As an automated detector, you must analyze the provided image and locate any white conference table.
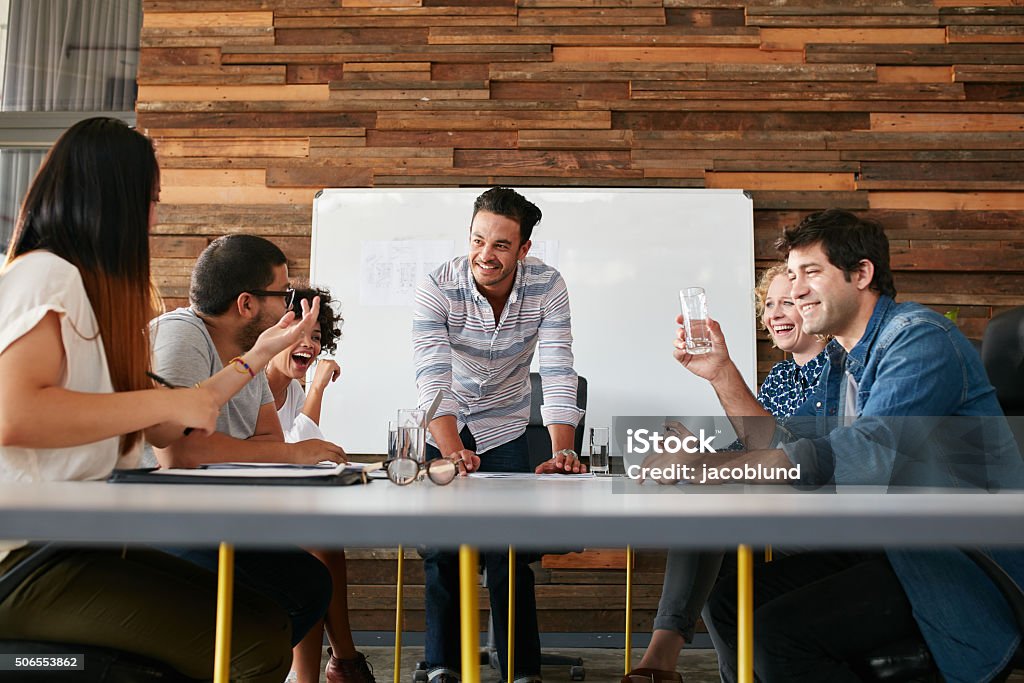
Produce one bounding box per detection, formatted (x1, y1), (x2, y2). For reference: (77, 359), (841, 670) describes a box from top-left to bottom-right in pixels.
(2, 477), (1024, 683)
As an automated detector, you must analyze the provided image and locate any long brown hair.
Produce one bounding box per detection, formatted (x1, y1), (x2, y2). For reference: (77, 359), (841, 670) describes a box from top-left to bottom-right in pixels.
(4, 117), (159, 454)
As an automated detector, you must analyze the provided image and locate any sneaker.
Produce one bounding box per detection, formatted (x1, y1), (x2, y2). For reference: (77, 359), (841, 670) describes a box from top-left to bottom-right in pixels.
(325, 649), (375, 683)
(427, 668), (460, 682)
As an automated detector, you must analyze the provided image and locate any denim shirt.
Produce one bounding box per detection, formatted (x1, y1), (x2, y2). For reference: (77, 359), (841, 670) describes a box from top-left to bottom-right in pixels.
(783, 296), (1024, 682)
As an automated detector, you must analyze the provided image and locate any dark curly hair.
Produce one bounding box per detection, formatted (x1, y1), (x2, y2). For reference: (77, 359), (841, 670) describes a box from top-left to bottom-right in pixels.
(289, 281), (343, 355)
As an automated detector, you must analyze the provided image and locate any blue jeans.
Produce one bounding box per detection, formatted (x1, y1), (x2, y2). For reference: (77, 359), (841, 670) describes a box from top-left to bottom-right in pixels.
(422, 428), (541, 679)
(163, 547), (331, 647)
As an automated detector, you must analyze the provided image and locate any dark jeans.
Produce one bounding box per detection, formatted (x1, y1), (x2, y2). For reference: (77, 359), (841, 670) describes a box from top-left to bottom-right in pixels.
(164, 546), (332, 647)
(705, 551), (922, 683)
(422, 428), (541, 680)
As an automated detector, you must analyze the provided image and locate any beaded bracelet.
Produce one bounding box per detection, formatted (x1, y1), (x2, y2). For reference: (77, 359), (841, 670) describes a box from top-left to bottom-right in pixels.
(229, 355), (255, 378)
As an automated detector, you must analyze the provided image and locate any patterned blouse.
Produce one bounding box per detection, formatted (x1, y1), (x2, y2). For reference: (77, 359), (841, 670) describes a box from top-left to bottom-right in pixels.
(756, 349), (828, 419)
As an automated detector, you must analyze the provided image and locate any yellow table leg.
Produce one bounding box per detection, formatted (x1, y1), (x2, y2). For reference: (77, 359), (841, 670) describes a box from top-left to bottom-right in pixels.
(765, 545), (773, 563)
(737, 544), (753, 683)
(459, 545), (481, 683)
(394, 545), (404, 683)
(508, 547), (516, 683)
(213, 542), (234, 683)
(624, 545), (633, 675)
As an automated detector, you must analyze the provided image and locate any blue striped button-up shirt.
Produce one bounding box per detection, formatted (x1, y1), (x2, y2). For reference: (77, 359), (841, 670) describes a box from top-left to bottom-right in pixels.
(412, 255), (583, 455)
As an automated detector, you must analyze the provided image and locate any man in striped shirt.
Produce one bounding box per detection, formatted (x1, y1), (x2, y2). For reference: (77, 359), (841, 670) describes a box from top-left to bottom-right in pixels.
(412, 187), (584, 683)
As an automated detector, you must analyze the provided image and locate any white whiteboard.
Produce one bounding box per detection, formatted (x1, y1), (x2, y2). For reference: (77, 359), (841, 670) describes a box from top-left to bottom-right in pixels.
(310, 188), (755, 454)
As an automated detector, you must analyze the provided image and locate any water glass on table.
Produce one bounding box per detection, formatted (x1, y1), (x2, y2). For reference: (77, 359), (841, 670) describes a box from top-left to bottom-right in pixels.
(679, 286), (712, 355)
(590, 426), (610, 476)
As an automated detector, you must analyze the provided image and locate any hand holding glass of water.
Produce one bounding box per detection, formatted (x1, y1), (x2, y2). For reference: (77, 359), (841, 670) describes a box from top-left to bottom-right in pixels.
(679, 287), (712, 355)
(589, 426), (610, 476)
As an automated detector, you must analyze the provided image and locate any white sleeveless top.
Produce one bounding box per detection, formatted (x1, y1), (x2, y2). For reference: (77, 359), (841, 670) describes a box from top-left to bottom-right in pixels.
(0, 251), (138, 559)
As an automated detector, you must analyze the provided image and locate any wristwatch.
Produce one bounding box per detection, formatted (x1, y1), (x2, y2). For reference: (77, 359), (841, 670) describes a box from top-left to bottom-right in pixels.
(552, 448), (578, 460)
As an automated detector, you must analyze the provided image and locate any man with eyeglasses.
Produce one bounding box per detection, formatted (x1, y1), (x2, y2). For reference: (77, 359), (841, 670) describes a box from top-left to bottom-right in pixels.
(148, 233), (346, 468)
(145, 235), (348, 667)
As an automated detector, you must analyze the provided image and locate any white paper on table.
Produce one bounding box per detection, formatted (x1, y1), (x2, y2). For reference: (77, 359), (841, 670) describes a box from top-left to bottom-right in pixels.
(467, 472), (593, 480)
(359, 240), (455, 306)
(155, 461), (380, 478)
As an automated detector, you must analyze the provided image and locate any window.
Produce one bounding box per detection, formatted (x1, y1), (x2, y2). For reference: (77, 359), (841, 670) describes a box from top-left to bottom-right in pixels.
(0, 0), (140, 249)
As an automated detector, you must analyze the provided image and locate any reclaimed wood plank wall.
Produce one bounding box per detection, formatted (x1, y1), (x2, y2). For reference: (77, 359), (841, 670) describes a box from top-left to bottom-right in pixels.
(138, 0), (1023, 632)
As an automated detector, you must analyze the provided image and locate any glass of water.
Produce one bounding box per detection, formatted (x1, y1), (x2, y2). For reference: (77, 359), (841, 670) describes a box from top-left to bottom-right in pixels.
(396, 408), (426, 464)
(590, 427), (610, 476)
(679, 287), (712, 355)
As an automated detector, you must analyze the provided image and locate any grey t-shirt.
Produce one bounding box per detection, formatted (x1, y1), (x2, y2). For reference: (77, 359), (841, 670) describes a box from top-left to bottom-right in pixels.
(149, 307), (273, 440)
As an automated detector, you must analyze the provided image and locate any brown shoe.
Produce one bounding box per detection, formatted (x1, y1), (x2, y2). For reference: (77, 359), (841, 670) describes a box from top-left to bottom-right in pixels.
(621, 667), (683, 683)
(325, 649), (376, 683)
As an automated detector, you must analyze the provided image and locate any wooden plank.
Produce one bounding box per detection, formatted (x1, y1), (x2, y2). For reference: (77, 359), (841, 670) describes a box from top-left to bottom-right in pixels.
(143, 11), (273, 28)
(221, 44), (553, 63)
(139, 47), (221, 68)
(375, 110), (610, 130)
(328, 86), (491, 100)
(665, 7), (746, 27)
(140, 111), (376, 130)
(518, 129), (634, 149)
(749, 191), (869, 210)
(876, 66), (952, 82)
(869, 192), (1024, 210)
(273, 6), (514, 17)
(150, 236), (209, 259)
(519, 0), (664, 7)
(454, 149), (633, 172)
(154, 138), (309, 157)
(518, 7), (667, 26)
(161, 169), (267, 187)
(542, 550), (626, 569)
(748, 15), (940, 27)
(287, 65), (348, 83)
(870, 113), (1024, 131)
(366, 130), (517, 148)
(490, 81), (630, 100)
(806, 43), (1024, 65)
(490, 62), (707, 81)
(138, 65), (288, 85)
(629, 82), (963, 101)
(345, 62), (431, 72)
(146, 127), (365, 138)
(948, 25), (1024, 43)
(827, 131), (1024, 150)
(159, 186), (319, 205)
(274, 27), (429, 45)
(428, 26), (759, 46)
(760, 28), (946, 49)
(141, 27), (276, 48)
(704, 63), (876, 80)
(954, 65), (1024, 82)
(551, 47), (805, 63)
(744, 1), (937, 16)
(274, 14), (516, 27)
(712, 159), (861, 172)
(634, 131), (828, 150)
(614, 111), (868, 132)
(342, 0), (423, 7)
(266, 166), (373, 186)
(707, 171), (855, 191)
(304, 147), (454, 165)
(891, 244), (1024, 271)
(138, 84), (330, 102)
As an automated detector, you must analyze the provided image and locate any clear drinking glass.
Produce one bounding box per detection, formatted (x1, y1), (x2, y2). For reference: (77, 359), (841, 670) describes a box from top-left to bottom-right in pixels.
(590, 426), (610, 476)
(679, 286), (712, 355)
(396, 408), (426, 464)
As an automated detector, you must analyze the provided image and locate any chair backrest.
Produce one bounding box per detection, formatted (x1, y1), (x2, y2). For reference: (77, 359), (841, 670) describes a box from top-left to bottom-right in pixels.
(524, 373), (587, 469)
(981, 306), (1024, 416)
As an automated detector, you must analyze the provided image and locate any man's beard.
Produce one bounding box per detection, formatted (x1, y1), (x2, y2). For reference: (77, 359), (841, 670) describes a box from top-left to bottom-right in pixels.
(237, 310), (275, 353)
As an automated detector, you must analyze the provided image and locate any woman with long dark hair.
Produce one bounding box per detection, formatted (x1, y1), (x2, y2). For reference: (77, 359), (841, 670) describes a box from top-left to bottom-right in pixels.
(0, 117), (323, 682)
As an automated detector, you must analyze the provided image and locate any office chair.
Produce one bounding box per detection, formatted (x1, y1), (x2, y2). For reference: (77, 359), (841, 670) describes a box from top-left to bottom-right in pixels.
(0, 544), (201, 682)
(853, 307), (1024, 681)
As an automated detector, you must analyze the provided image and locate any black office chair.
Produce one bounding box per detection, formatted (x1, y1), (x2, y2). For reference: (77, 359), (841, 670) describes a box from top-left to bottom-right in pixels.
(0, 544), (201, 682)
(854, 307), (1024, 681)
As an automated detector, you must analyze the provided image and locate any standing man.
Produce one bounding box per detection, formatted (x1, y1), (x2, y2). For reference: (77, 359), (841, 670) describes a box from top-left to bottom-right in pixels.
(412, 187), (585, 683)
(671, 210), (1023, 682)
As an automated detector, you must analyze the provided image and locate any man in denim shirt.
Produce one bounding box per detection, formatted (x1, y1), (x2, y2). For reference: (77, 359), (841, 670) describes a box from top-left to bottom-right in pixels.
(674, 210), (1023, 682)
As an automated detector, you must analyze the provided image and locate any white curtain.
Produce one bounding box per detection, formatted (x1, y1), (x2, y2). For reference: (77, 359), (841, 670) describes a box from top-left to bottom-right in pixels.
(0, 0), (141, 248)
